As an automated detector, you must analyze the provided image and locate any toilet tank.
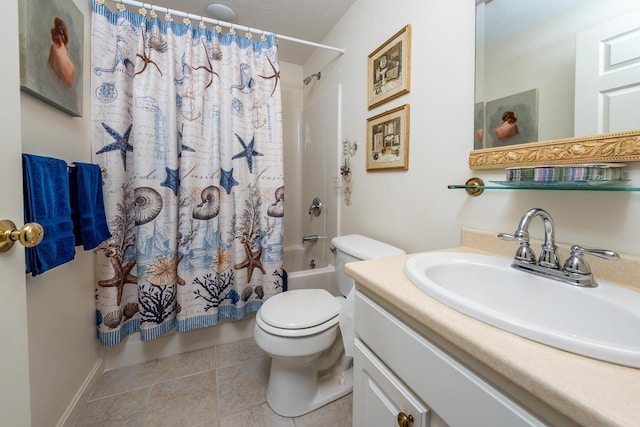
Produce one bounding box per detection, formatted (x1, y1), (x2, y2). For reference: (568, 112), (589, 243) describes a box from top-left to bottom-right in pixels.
(331, 234), (405, 296)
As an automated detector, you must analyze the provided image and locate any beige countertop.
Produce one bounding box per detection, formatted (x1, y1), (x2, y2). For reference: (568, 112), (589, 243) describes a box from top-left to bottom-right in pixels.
(345, 243), (640, 427)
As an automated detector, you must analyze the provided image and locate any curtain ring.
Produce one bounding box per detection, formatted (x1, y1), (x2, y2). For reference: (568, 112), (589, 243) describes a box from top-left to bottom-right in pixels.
(229, 24), (236, 35)
(183, 13), (191, 26)
(215, 20), (222, 33)
(116, 0), (126, 12)
(261, 29), (267, 42)
(199, 16), (207, 30)
(165, 8), (173, 22)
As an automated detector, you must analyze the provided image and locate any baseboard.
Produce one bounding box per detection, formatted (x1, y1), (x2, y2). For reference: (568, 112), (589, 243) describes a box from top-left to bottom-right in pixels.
(56, 357), (104, 427)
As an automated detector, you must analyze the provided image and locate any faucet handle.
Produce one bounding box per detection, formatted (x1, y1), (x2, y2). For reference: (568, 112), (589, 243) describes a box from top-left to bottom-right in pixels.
(563, 245), (620, 274)
(498, 232), (536, 264)
(570, 245), (619, 260)
(498, 232), (525, 242)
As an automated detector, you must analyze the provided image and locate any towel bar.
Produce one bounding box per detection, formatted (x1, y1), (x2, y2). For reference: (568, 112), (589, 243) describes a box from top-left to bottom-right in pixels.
(67, 164), (107, 174)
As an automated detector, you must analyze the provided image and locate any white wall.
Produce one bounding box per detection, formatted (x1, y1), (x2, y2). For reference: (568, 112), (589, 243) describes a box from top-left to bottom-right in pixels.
(307, 0), (640, 258)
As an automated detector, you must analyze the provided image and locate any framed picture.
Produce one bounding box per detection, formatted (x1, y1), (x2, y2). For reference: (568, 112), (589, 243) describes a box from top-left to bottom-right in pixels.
(366, 104), (410, 171)
(483, 89), (538, 148)
(19, 0), (84, 117)
(368, 25), (411, 110)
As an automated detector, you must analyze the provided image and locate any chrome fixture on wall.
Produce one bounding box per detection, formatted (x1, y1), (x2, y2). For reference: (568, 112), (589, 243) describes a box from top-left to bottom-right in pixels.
(498, 208), (619, 287)
(303, 72), (321, 85)
(302, 234), (327, 244)
(308, 197), (323, 216)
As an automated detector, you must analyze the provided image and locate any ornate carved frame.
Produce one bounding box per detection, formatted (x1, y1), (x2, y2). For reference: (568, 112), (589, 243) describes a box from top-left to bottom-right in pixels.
(468, 130), (640, 169)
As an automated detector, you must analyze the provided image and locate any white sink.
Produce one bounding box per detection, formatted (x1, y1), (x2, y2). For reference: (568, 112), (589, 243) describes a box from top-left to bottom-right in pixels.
(404, 251), (640, 368)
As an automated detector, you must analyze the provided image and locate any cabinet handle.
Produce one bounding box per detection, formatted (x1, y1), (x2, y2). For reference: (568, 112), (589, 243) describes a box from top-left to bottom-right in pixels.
(397, 412), (414, 427)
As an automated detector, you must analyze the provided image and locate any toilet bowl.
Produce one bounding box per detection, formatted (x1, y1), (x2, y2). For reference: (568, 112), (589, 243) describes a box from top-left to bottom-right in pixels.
(254, 234), (405, 417)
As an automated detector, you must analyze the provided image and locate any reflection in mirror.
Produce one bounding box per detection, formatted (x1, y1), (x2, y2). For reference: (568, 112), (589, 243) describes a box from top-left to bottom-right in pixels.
(474, 0), (640, 152)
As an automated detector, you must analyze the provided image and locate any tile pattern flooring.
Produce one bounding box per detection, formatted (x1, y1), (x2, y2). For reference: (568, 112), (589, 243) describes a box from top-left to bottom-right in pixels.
(73, 337), (353, 426)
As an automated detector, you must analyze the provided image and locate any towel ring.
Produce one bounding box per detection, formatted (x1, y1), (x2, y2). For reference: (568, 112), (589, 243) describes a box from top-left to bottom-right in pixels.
(0, 219), (44, 253)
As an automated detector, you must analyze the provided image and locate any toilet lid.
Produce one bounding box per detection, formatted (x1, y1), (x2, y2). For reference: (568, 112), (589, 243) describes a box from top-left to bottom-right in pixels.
(259, 289), (341, 329)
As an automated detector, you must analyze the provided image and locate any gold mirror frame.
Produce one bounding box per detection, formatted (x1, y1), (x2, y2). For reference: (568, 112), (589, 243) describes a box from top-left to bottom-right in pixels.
(468, 130), (640, 169)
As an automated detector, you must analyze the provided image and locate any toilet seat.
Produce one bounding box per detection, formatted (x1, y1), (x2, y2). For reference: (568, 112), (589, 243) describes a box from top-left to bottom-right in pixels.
(257, 289), (341, 338)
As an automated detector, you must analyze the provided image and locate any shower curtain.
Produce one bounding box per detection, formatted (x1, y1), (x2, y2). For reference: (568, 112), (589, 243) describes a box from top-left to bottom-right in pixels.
(91, 0), (285, 345)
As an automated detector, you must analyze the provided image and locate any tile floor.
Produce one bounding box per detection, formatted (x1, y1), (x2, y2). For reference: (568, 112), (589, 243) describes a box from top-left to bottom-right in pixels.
(73, 337), (353, 427)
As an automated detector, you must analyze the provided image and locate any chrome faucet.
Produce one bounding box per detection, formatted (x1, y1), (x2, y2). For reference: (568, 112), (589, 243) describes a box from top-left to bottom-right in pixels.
(499, 208), (559, 269)
(498, 208), (619, 287)
(302, 234), (327, 244)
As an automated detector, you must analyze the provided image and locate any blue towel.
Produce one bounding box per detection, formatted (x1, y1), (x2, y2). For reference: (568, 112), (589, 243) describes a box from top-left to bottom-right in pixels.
(69, 162), (111, 250)
(22, 154), (76, 275)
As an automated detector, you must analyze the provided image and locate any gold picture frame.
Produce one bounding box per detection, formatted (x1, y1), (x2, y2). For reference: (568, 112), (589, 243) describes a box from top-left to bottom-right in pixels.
(368, 25), (411, 110)
(468, 130), (640, 169)
(366, 104), (410, 171)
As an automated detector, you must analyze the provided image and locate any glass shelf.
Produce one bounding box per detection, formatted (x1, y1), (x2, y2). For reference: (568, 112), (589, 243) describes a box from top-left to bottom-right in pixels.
(448, 178), (640, 196)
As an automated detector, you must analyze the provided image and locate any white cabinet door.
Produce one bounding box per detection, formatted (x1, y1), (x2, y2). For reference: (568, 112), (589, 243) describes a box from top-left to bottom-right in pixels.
(354, 339), (436, 427)
(575, 8), (640, 135)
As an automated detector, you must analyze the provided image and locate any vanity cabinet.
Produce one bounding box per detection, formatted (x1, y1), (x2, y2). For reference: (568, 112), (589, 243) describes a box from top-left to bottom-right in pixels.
(353, 290), (546, 427)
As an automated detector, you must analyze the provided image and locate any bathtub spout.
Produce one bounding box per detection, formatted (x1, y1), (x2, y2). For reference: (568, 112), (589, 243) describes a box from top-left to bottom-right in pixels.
(302, 234), (327, 244)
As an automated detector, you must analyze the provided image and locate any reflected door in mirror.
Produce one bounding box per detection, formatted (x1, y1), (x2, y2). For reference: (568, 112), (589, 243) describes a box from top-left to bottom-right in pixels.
(575, 9), (640, 136)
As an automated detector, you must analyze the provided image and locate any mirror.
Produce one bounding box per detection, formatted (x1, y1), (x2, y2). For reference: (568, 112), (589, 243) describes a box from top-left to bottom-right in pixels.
(470, 0), (640, 169)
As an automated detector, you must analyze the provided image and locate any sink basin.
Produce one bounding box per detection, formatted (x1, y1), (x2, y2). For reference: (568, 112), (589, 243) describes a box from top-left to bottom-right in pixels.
(404, 251), (640, 368)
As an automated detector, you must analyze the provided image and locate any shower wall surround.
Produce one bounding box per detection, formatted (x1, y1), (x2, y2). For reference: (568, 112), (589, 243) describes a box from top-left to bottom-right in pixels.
(301, 87), (340, 265)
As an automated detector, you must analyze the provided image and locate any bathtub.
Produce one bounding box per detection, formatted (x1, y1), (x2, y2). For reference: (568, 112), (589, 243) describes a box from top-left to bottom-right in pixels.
(283, 246), (338, 295)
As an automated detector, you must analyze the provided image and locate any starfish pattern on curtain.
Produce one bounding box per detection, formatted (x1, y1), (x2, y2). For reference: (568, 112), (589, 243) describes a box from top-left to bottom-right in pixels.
(91, 0), (285, 345)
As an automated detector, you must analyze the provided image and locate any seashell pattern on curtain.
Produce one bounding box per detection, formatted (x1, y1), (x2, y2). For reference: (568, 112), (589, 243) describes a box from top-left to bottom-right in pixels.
(90, 0), (285, 345)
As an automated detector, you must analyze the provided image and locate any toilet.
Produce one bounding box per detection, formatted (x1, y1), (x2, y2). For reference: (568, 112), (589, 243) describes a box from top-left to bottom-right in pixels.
(254, 234), (405, 417)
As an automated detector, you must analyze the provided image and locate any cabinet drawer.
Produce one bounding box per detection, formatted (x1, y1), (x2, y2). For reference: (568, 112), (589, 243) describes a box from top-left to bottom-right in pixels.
(354, 339), (431, 427)
(355, 291), (546, 426)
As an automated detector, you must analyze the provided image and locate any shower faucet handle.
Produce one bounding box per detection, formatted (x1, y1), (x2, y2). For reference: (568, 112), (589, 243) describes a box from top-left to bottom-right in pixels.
(308, 197), (323, 217)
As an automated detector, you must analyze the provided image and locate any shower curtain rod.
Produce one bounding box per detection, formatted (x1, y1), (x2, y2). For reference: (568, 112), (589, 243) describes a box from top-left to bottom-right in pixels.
(110, 0), (346, 54)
